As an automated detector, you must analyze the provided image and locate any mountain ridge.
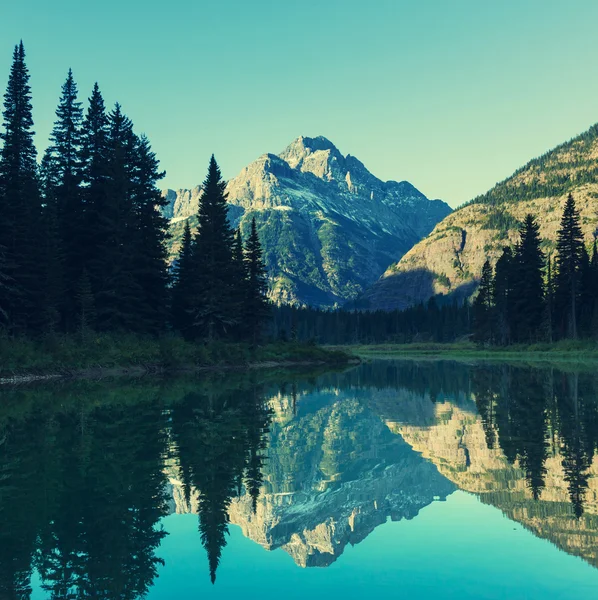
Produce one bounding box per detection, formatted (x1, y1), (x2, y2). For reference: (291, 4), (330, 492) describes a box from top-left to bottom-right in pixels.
(163, 135), (451, 307)
(361, 123), (598, 310)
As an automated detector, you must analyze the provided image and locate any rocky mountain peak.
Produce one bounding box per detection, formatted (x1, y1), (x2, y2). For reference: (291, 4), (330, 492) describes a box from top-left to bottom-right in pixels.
(164, 135), (452, 307)
(279, 135), (347, 181)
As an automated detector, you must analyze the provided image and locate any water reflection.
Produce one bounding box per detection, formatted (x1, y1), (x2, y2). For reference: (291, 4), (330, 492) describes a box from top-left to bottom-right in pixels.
(170, 384), (271, 582)
(0, 360), (597, 597)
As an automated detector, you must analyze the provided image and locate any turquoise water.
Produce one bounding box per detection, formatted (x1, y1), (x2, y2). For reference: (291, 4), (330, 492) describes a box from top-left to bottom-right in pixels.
(3, 359), (598, 598)
(141, 492), (598, 600)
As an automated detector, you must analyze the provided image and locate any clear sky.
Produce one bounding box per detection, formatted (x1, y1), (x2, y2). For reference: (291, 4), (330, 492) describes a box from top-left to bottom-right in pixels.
(2, 0), (598, 207)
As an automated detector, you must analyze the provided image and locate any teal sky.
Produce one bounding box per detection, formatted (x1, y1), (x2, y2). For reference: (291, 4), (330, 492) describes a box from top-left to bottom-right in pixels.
(2, 0), (598, 207)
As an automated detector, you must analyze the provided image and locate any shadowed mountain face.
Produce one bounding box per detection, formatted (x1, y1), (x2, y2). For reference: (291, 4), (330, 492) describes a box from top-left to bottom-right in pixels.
(163, 136), (451, 306)
(362, 124), (598, 309)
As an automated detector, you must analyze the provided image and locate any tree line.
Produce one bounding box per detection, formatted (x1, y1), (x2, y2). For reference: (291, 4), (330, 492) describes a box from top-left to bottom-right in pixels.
(271, 299), (470, 345)
(473, 193), (598, 344)
(0, 42), (269, 343)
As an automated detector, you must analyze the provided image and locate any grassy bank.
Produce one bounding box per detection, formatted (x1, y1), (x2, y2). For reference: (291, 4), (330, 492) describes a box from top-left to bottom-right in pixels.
(332, 340), (598, 363)
(0, 334), (354, 380)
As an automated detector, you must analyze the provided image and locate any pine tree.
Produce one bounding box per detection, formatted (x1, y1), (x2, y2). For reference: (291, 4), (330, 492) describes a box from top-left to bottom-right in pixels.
(129, 134), (170, 334)
(231, 228), (248, 340)
(555, 193), (585, 339)
(0, 42), (42, 334)
(590, 239), (598, 337)
(244, 217), (270, 346)
(472, 259), (494, 345)
(42, 69), (84, 330)
(511, 214), (545, 342)
(93, 103), (141, 331)
(579, 245), (594, 337)
(493, 247), (514, 345)
(171, 220), (195, 336)
(80, 83), (109, 306)
(543, 254), (555, 342)
(191, 155), (236, 340)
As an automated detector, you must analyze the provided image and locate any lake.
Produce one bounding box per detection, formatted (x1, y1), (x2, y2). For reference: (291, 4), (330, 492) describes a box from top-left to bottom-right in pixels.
(1, 359), (597, 599)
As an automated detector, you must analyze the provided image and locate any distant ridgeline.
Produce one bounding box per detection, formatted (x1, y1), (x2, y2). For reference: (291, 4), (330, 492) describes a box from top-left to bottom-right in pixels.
(361, 124), (598, 311)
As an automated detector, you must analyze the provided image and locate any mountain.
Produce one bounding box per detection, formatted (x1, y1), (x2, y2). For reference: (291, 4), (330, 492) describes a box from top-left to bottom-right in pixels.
(163, 136), (451, 306)
(361, 125), (598, 310)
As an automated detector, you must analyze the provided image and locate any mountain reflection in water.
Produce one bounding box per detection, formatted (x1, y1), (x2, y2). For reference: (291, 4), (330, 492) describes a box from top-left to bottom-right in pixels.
(0, 360), (597, 598)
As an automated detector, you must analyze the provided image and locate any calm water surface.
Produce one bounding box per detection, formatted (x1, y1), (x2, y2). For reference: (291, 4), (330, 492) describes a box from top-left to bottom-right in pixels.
(1, 359), (598, 599)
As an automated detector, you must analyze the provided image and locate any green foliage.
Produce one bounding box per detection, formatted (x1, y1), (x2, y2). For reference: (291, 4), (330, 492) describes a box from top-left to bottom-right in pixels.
(244, 217), (270, 344)
(473, 259), (494, 344)
(0, 42), (43, 335)
(189, 156), (238, 339)
(510, 214), (546, 343)
(481, 209), (521, 232)
(0, 333), (352, 377)
(554, 193), (586, 339)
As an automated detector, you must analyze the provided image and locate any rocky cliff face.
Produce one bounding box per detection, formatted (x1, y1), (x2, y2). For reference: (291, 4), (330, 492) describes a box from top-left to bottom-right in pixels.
(362, 126), (598, 309)
(163, 136), (451, 307)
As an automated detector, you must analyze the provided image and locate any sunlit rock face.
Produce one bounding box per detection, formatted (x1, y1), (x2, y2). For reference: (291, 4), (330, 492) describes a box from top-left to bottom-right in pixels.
(362, 125), (598, 310)
(167, 392), (455, 567)
(163, 136), (451, 307)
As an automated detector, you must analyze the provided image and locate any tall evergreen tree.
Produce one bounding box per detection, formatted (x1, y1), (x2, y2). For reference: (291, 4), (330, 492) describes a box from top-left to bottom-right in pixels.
(93, 103), (141, 331)
(0, 41), (42, 334)
(231, 228), (248, 340)
(493, 247), (514, 346)
(41, 69), (84, 330)
(244, 217), (269, 345)
(579, 245), (594, 337)
(191, 156), (236, 340)
(544, 254), (555, 342)
(171, 220), (195, 336)
(80, 83), (109, 307)
(472, 259), (494, 344)
(129, 134), (170, 334)
(555, 194), (585, 339)
(511, 214), (545, 342)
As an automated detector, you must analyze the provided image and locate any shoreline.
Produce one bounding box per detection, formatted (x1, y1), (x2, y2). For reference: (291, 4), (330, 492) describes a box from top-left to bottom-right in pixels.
(0, 359), (360, 385)
(0, 339), (357, 385)
(330, 342), (598, 364)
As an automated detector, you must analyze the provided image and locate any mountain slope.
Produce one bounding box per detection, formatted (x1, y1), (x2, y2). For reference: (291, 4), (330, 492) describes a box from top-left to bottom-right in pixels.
(362, 125), (598, 310)
(164, 136), (451, 306)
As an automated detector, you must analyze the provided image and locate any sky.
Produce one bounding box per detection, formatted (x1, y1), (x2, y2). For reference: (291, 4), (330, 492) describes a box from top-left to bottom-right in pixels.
(2, 0), (598, 208)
